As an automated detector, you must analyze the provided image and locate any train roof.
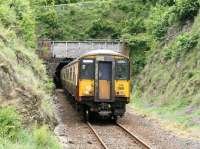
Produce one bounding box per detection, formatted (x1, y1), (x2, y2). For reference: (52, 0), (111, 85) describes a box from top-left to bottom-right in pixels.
(80, 49), (129, 59)
(66, 49), (129, 66)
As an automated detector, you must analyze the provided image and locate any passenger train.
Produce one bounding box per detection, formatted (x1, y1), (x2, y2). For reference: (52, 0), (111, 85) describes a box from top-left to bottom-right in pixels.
(60, 50), (131, 121)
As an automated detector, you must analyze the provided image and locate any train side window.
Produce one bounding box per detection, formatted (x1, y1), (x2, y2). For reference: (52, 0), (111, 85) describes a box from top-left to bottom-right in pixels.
(72, 67), (74, 81)
(67, 68), (69, 80)
(66, 69), (67, 80)
(71, 67), (73, 80)
(69, 67), (71, 80)
(73, 67), (75, 81)
(75, 64), (77, 84)
(68, 68), (70, 80)
(67, 69), (69, 79)
(80, 59), (94, 79)
(71, 67), (73, 81)
(68, 68), (69, 79)
(73, 66), (75, 81)
(65, 69), (67, 79)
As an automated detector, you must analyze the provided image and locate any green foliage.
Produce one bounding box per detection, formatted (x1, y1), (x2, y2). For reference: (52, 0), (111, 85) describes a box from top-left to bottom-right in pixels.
(0, 107), (21, 140)
(123, 18), (146, 34)
(0, 0), (36, 47)
(133, 10), (200, 133)
(176, 0), (200, 21)
(122, 34), (150, 74)
(39, 0), (96, 5)
(146, 0), (200, 41)
(33, 126), (60, 149)
(158, 0), (176, 6)
(37, 2), (103, 40)
(86, 19), (120, 39)
(163, 33), (199, 60)
(173, 33), (198, 57)
(0, 2), (16, 26)
(146, 5), (177, 41)
(37, 8), (61, 39)
(0, 107), (60, 149)
(35, 0), (200, 77)
(0, 0), (58, 147)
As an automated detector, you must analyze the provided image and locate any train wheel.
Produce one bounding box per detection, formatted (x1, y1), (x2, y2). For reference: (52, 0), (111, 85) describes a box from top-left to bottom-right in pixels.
(84, 110), (90, 122)
(75, 103), (81, 112)
(111, 115), (118, 123)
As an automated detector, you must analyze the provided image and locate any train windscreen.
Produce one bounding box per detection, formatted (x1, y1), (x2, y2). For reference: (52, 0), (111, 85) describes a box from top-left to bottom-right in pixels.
(115, 60), (130, 80)
(80, 59), (95, 79)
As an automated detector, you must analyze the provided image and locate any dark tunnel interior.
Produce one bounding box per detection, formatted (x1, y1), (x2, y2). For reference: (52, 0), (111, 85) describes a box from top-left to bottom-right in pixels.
(54, 58), (73, 88)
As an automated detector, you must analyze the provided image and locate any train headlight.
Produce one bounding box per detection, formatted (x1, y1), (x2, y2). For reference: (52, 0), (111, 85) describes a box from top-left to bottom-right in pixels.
(116, 91), (125, 96)
(79, 80), (94, 97)
(83, 85), (94, 96)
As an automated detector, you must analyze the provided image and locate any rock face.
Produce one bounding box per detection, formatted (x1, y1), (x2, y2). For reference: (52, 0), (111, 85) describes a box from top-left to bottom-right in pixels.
(0, 58), (17, 105)
(0, 31), (57, 127)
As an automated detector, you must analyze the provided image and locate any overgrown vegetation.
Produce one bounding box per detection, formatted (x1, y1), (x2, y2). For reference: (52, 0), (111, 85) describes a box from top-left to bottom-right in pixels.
(36, 0), (200, 74)
(0, 0), (59, 148)
(132, 12), (200, 134)
(0, 107), (60, 149)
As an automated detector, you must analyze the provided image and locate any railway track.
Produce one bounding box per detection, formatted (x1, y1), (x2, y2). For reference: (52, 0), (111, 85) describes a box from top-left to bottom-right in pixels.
(116, 123), (151, 149)
(87, 122), (109, 149)
(87, 121), (151, 149)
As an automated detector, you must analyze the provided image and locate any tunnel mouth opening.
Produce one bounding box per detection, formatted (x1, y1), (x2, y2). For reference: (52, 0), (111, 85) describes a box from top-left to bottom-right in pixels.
(54, 58), (73, 89)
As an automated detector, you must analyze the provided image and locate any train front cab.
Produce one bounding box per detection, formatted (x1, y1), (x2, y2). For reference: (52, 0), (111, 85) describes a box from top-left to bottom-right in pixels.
(78, 55), (130, 119)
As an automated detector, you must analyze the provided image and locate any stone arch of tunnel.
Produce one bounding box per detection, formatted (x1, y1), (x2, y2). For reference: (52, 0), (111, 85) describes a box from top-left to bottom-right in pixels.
(54, 58), (74, 88)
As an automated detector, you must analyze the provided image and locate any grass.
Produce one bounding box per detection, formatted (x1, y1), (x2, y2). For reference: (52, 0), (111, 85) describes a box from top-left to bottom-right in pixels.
(0, 107), (61, 149)
(131, 47), (200, 138)
(0, 126), (61, 149)
(131, 94), (200, 139)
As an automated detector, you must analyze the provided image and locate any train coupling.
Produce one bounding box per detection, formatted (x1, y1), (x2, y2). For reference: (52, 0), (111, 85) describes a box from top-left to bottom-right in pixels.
(98, 103), (112, 116)
(99, 111), (112, 116)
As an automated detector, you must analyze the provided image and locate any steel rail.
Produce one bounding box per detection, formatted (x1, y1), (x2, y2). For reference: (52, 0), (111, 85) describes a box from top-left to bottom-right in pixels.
(87, 122), (109, 149)
(116, 123), (152, 149)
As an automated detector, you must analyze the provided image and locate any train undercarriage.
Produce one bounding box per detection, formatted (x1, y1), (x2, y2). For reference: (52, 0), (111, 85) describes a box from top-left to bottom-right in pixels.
(72, 96), (127, 121)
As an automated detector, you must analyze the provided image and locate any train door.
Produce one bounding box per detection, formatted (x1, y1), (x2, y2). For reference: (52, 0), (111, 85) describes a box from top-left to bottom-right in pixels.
(98, 62), (112, 100)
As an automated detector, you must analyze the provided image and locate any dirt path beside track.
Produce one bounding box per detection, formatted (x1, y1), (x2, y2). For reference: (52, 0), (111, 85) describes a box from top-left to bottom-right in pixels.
(54, 89), (103, 149)
(118, 107), (200, 149)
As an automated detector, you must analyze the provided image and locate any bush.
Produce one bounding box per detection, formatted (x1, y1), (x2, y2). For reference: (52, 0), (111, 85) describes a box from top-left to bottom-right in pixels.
(158, 0), (176, 6)
(162, 33), (199, 61)
(86, 19), (120, 39)
(122, 34), (150, 75)
(176, 0), (200, 21)
(173, 33), (198, 59)
(0, 3), (16, 26)
(123, 18), (146, 34)
(176, 33), (198, 51)
(0, 107), (21, 140)
(146, 5), (177, 41)
(0, 123), (61, 149)
(33, 125), (60, 149)
(163, 47), (173, 61)
(146, 0), (200, 41)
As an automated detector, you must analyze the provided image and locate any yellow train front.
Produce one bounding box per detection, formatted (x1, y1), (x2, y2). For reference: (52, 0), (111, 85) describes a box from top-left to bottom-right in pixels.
(61, 50), (130, 120)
